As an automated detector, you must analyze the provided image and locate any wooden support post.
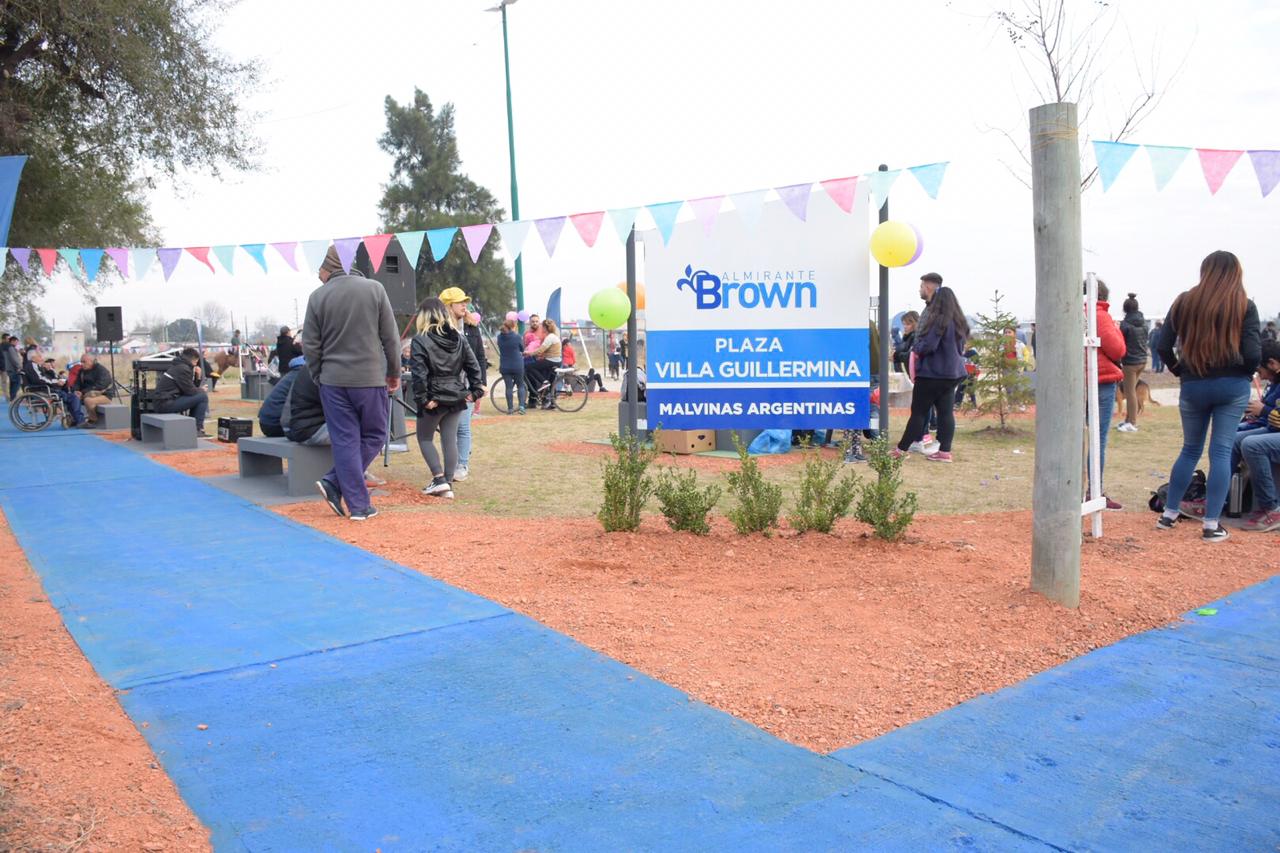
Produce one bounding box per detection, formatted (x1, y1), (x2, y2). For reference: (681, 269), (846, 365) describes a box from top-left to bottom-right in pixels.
(1030, 101), (1084, 608)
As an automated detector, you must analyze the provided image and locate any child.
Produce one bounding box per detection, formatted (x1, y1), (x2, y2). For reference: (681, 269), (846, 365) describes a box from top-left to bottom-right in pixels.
(1238, 340), (1280, 531)
(496, 318), (527, 414)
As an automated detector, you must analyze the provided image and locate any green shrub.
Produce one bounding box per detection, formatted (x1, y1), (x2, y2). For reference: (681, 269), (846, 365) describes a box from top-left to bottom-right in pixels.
(654, 466), (721, 535)
(788, 453), (858, 534)
(598, 430), (658, 532)
(726, 436), (783, 535)
(854, 436), (918, 541)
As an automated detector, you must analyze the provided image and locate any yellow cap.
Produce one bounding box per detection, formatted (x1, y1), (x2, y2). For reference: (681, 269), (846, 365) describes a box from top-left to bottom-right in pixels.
(439, 287), (469, 305)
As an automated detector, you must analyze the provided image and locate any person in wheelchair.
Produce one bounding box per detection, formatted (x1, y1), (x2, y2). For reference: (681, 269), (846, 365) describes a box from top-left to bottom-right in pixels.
(20, 348), (87, 427)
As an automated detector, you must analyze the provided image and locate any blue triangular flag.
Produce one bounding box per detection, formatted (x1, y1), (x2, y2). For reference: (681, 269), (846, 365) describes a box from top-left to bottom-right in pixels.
(212, 244), (236, 274)
(1092, 141), (1139, 192)
(908, 162), (949, 199)
(58, 248), (81, 278)
(395, 231), (427, 268)
(609, 207), (639, 243)
(867, 169), (901, 209)
(80, 248), (105, 283)
(0, 155), (27, 247)
(426, 227), (458, 262)
(300, 240), (330, 274)
(1144, 145), (1192, 191)
(131, 248), (156, 279)
(241, 242), (268, 272)
(646, 201), (683, 246)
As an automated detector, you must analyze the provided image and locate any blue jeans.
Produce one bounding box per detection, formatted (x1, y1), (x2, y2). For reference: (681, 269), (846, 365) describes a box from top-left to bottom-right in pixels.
(1088, 381), (1117, 492)
(157, 391), (207, 430)
(5, 371), (18, 400)
(318, 384), (389, 514)
(1241, 432), (1280, 511)
(501, 369), (527, 410)
(56, 388), (85, 425)
(456, 401), (473, 466)
(1231, 425), (1269, 473)
(1167, 377), (1250, 522)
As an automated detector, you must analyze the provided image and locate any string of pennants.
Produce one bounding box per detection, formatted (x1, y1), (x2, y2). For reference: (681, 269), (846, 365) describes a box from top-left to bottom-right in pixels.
(1093, 141), (1280, 197)
(0, 162), (949, 283)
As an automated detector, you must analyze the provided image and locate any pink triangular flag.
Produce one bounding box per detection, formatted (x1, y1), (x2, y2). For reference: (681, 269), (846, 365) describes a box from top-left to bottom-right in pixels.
(820, 176), (859, 213)
(10, 247), (30, 272)
(569, 211), (605, 248)
(688, 196), (724, 237)
(36, 248), (56, 276)
(1196, 148), (1244, 195)
(774, 183), (813, 221)
(271, 241), (299, 271)
(535, 217), (567, 257)
(461, 224), (494, 263)
(185, 246), (215, 273)
(363, 234), (394, 273)
(104, 247), (129, 277)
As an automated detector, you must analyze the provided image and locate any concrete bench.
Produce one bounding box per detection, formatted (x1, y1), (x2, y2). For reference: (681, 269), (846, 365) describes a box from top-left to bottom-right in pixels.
(237, 436), (332, 497)
(139, 413), (197, 450)
(95, 403), (129, 430)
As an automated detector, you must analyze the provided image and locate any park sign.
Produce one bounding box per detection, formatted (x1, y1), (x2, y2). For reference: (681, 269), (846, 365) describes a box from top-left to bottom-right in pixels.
(643, 189), (871, 430)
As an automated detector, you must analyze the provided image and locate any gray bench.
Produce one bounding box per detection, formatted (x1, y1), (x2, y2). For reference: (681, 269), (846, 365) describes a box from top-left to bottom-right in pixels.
(95, 403), (129, 430)
(139, 413), (197, 450)
(237, 436), (332, 497)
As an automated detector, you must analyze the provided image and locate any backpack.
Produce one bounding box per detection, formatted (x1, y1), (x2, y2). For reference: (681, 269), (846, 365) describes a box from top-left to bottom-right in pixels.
(1149, 469), (1206, 514)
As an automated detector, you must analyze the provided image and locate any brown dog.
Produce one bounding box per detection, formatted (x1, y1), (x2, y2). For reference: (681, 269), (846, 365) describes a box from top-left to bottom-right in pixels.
(1115, 378), (1159, 419)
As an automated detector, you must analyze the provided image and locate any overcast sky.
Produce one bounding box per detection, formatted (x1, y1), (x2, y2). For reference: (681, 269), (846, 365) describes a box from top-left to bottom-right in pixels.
(35, 0), (1280, 336)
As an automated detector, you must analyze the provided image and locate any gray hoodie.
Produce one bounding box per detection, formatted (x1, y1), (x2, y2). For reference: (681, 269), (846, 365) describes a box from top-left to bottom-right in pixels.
(302, 273), (400, 388)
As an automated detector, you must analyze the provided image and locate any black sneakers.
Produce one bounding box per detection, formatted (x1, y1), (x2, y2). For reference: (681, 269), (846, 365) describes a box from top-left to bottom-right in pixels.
(1201, 524), (1230, 543)
(349, 506), (378, 521)
(1155, 515), (1176, 531)
(316, 478), (345, 517)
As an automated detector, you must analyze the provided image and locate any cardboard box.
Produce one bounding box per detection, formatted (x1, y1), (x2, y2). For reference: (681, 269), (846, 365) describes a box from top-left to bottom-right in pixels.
(217, 416), (253, 443)
(655, 428), (715, 455)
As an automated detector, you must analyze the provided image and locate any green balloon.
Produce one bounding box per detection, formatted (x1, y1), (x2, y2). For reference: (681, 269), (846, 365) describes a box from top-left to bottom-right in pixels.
(589, 287), (632, 330)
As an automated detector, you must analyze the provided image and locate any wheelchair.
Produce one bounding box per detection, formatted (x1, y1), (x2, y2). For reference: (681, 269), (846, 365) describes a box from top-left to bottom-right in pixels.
(8, 388), (74, 432)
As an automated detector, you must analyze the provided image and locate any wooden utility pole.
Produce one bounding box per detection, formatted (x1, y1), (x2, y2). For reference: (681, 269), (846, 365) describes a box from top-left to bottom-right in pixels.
(1029, 102), (1084, 608)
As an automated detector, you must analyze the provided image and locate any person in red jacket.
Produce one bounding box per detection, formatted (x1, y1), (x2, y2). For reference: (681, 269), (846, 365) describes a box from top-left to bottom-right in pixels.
(1089, 278), (1128, 510)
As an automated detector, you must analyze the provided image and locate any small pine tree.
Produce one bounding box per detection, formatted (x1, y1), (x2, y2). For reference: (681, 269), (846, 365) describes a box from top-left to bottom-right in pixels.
(598, 431), (658, 532)
(854, 437), (918, 541)
(726, 435), (783, 535)
(969, 290), (1035, 431)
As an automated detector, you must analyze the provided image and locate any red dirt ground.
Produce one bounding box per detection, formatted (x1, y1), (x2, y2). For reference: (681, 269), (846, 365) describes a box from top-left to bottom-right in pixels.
(0, 513), (210, 851)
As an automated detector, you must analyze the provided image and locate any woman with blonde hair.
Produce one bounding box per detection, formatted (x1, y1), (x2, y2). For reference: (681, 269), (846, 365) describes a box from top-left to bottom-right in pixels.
(409, 297), (484, 498)
(1155, 250), (1261, 542)
(525, 318), (563, 409)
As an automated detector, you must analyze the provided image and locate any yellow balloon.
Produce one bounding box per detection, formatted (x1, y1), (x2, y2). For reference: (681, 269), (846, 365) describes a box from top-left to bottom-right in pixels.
(615, 281), (646, 310)
(870, 221), (919, 268)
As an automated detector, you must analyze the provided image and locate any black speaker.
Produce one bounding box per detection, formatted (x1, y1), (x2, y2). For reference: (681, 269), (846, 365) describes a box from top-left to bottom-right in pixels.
(95, 306), (124, 342)
(355, 240), (418, 315)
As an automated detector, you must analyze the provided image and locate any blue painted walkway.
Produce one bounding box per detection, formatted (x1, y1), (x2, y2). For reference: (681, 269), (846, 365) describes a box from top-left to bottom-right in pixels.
(1, 418), (1276, 850)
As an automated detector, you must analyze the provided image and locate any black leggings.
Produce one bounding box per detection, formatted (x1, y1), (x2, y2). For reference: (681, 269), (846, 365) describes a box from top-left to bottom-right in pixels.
(899, 377), (960, 452)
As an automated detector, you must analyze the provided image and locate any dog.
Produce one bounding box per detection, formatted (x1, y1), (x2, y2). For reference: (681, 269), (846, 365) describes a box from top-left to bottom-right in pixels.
(1115, 378), (1159, 419)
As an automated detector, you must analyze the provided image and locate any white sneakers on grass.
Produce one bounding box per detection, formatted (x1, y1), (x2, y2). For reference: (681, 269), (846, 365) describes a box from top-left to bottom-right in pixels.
(1116, 422), (1138, 433)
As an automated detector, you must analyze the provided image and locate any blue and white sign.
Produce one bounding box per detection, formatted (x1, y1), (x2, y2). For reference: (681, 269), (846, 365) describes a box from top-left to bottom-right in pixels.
(643, 188), (871, 430)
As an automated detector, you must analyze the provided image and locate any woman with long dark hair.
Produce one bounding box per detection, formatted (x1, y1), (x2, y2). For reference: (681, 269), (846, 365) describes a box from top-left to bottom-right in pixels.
(1155, 250), (1261, 542)
(894, 286), (969, 462)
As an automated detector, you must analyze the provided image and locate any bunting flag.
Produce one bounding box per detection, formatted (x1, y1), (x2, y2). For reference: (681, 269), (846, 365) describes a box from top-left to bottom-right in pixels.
(36, 248), (56, 276)
(10, 247), (30, 272)
(729, 189), (768, 229)
(185, 246), (215, 273)
(0, 250), (5, 278)
(363, 233), (394, 273)
(271, 241), (299, 271)
(105, 247), (129, 277)
(1093, 141), (1140, 192)
(867, 169), (901, 210)
(908, 162), (948, 199)
(333, 237), (361, 272)
(242, 242), (269, 272)
(688, 196), (724, 236)
(212, 244), (236, 274)
(1145, 145), (1191, 191)
(80, 248), (105, 283)
(58, 248), (81, 278)
(569, 211), (604, 247)
(535, 217), (567, 257)
(495, 221), (531, 258)
(545, 287), (562, 329)
(819, 177), (859, 213)
(395, 231), (426, 267)
(1196, 149), (1244, 195)
(300, 239), (330, 274)
(425, 228), (457, 263)
(774, 183), (812, 222)
(157, 247), (183, 281)
(132, 248), (156, 279)
(0, 155), (27, 246)
(646, 201), (683, 246)
(608, 207), (638, 243)
(1246, 150), (1280, 198)
(461, 223), (494, 263)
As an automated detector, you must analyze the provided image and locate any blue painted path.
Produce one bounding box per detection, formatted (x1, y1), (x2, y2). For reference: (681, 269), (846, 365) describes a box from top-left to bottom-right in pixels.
(1, 418), (1276, 850)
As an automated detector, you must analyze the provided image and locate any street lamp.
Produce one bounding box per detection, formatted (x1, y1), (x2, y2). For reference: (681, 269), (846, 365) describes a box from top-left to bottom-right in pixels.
(488, 0), (524, 315)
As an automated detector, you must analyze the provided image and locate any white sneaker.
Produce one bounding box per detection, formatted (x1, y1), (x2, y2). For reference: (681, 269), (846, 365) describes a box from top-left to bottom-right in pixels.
(1117, 422), (1138, 433)
(453, 465), (469, 481)
(908, 440), (941, 455)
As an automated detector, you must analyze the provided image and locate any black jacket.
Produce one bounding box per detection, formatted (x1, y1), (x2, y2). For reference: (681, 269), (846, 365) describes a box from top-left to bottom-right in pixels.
(21, 360), (52, 391)
(275, 334), (300, 372)
(155, 359), (201, 401)
(1158, 298), (1261, 381)
(1119, 311), (1149, 365)
(410, 325), (484, 412)
(464, 323), (488, 385)
(76, 362), (114, 396)
(258, 369), (298, 437)
(285, 365), (326, 443)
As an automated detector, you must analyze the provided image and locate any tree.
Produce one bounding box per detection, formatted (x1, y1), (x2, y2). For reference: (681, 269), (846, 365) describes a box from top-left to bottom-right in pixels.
(0, 1), (259, 318)
(135, 312), (168, 343)
(72, 310), (99, 340)
(250, 315), (282, 345)
(165, 318), (198, 343)
(191, 300), (231, 341)
(377, 89), (514, 315)
(17, 306), (52, 343)
(969, 291), (1035, 432)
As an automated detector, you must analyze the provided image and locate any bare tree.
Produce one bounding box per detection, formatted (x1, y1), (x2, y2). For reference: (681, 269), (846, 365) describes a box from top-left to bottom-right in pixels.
(191, 301), (231, 341)
(249, 315), (282, 344)
(985, 0), (1186, 189)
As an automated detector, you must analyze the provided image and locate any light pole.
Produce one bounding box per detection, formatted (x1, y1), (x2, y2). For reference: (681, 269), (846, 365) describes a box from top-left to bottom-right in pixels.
(489, 0), (524, 315)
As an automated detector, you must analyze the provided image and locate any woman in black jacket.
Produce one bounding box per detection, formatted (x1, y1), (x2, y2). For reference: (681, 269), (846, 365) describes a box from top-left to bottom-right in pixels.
(410, 298), (484, 498)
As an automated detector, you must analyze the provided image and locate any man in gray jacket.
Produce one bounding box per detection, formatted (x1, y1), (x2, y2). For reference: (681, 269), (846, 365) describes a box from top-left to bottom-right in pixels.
(303, 247), (401, 521)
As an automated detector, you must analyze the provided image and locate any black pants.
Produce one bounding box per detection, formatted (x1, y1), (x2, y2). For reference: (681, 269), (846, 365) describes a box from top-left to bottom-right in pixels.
(899, 377), (960, 452)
